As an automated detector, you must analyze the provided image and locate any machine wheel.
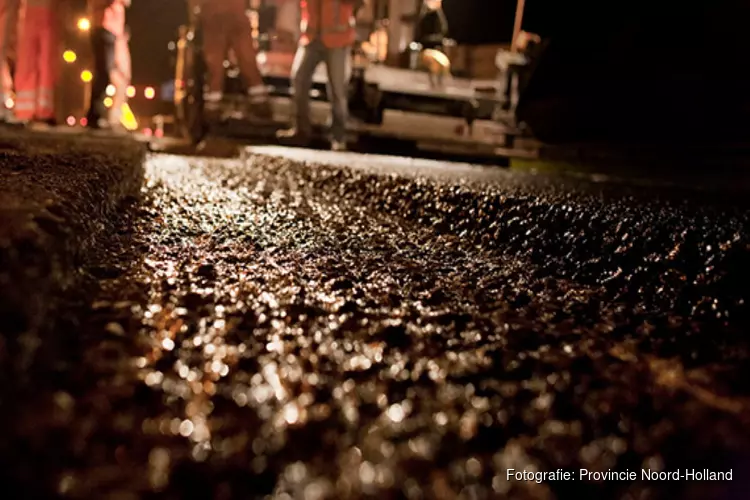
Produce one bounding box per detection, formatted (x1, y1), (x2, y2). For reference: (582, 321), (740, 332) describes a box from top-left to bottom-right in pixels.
(175, 28), (207, 144)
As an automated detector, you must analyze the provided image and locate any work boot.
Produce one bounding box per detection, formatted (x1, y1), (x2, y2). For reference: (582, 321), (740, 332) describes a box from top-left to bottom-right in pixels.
(276, 127), (311, 147)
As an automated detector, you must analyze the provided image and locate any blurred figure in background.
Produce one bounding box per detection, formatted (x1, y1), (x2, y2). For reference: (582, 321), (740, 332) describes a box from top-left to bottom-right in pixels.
(273, 0), (299, 53)
(14, 0), (59, 127)
(413, 0), (448, 51)
(0, 0), (19, 123)
(86, 0), (129, 130)
(199, 0), (271, 117)
(277, 0), (363, 151)
(108, 20), (131, 129)
(502, 30), (541, 111)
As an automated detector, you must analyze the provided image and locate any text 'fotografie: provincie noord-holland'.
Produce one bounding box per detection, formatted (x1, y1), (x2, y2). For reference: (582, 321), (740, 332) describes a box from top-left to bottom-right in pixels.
(507, 469), (733, 482)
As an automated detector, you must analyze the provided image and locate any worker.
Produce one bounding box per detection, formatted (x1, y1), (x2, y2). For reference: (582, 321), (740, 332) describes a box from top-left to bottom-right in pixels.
(86, 0), (129, 130)
(198, 0), (270, 117)
(0, 0), (19, 123)
(413, 0), (448, 52)
(277, 0), (364, 151)
(503, 30), (541, 111)
(273, 0), (299, 54)
(109, 24), (131, 129)
(14, 0), (59, 126)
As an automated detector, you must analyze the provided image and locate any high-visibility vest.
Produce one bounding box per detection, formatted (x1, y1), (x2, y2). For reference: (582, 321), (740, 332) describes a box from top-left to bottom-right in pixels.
(301, 0), (356, 49)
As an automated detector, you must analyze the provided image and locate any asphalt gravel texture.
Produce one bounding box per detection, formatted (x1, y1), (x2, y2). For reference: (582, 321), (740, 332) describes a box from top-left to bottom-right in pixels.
(3, 149), (750, 500)
(0, 130), (144, 386)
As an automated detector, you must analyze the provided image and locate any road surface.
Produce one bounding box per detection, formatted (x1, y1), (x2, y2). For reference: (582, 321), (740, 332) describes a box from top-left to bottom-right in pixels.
(4, 147), (750, 500)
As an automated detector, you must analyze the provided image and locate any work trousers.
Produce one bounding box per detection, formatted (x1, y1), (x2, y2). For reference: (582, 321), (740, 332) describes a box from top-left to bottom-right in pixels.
(291, 39), (351, 142)
(15, 4), (56, 120)
(201, 10), (263, 93)
(86, 27), (115, 125)
(109, 35), (130, 126)
(0, 0), (19, 115)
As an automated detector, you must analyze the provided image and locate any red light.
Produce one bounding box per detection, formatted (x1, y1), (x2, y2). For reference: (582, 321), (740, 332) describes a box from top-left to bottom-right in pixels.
(79, 117), (88, 127)
(143, 128), (153, 136)
(155, 128), (164, 138)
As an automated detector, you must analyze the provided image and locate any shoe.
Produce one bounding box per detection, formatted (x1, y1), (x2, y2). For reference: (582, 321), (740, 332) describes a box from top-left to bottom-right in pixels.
(331, 140), (347, 152)
(276, 127), (311, 147)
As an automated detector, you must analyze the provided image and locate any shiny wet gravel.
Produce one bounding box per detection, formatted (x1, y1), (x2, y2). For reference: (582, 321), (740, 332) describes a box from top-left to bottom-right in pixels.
(4, 153), (750, 500)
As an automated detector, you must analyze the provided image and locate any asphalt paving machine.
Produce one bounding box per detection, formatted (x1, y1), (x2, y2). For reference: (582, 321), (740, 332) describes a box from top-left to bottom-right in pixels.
(173, 0), (539, 159)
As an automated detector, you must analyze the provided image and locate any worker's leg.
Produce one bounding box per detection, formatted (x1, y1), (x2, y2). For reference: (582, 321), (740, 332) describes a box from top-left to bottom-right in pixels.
(35, 6), (56, 121)
(324, 45), (352, 144)
(0, 0), (14, 119)
(13, 5), (40, 122)
(288, 41), (325, 138)
(200, 12), (229, 102)
(229, 15), (264, 93)
(86, 27), (116, 127)
(109, 69), (126, 126)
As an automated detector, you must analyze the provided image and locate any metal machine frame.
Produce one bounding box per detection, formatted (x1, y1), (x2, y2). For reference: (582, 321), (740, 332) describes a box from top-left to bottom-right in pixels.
(173, 0), (539, 159)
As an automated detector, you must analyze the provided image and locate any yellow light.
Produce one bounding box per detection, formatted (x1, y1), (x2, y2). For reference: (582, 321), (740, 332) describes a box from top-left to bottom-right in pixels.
(120, 103), (138, 131)
(80, 70), (93, 82)
(77, 18), (91, 32)
(106, 84), (116, 97)
(5, 97), (14, 109)
(63, 50), (77, 63)
(144, 86), (156, 100)
(103, 97), (113, 108)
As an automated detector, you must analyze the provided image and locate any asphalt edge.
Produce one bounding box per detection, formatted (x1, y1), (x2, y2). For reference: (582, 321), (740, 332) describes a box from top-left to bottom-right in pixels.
(0, 131), (146, 386)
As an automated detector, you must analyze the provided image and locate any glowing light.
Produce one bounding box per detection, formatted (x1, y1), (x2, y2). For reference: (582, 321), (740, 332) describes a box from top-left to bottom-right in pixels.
(4, 97), (13, 109)
(120, 103), (138, 131)
(77, 18), (90, 32)
(103, 97), (113, 108)
(63, 50), (76, 63)
(106, 84), (116, 96)
(143, 128), (153, 136)
(66, 116), (76, 126)
(155, 128), (164, 138)
(79, 117), (88, 127)
(80, 70), (92, 82)
(126, 85), (136, 98)
(144, 87), (156, 100)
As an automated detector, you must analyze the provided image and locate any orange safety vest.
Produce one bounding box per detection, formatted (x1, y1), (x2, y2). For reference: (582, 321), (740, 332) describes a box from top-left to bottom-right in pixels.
(300, 0), (355, 49)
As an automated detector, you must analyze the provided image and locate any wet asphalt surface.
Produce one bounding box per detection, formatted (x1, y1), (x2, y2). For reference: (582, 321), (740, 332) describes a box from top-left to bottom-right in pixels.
(4, 149), (750, 500)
